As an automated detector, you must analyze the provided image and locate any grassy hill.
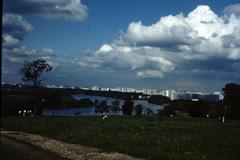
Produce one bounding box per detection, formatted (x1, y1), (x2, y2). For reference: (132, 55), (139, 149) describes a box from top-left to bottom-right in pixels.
(1, 116), (240, 160)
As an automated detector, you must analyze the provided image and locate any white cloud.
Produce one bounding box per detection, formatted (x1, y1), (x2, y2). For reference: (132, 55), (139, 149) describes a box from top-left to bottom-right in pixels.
(54, 0), (88, 21)
(186, 5), (221, 39)
(147, 56), (175, 72)
(2, 34), (21, 48)
(42, 48), (54, 55)
(3, 13), (33, 40)
(137, 70), (164, 79)
(74, 5), (240, 79)
(121, 5), (240, 59)
(123, 15), (196, 47)
(75, 44), (175, 79)
(2, 14), (55, 63)
(224, 3), (240, 16)
(4, 0), (88, 21)
(228, 48), (240, 60)
(97, 44), (113, 54)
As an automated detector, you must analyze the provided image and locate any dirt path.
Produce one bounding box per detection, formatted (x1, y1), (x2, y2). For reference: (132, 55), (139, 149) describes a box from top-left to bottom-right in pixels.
(1, 136), (68, 160)
(1, 130), (143, 160)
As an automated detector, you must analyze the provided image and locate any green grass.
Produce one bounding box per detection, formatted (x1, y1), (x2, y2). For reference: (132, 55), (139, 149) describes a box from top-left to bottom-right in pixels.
(1, 116), (240, 160)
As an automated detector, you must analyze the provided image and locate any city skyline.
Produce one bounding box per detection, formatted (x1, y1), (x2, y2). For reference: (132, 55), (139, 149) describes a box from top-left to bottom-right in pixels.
(2, 0), (240, 92)
(1, 82), (224, 103)
(1, 81), (223, 95)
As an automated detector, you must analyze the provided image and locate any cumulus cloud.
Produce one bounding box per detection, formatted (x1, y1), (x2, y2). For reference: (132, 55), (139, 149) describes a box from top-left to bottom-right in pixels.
(224, 3), (240, 16)
(76, 45), (175, 78)
(137, 70), (164, 79)
(74, 5), (240, 79)
(121, 5), (240, 59)
(2, 14), (55, 64)
(97, 44), (113, 54)
(3, 45), (54, 57)
(122, 15), (197, 47)
(3, 13), (33, 40)
(4, 0), (88, 21)
(2, 34), (21, 49)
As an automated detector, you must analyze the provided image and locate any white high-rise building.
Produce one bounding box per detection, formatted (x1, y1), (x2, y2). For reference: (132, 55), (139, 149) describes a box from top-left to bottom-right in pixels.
(159, 90), (175, 100)
(91, 85), (99, 91)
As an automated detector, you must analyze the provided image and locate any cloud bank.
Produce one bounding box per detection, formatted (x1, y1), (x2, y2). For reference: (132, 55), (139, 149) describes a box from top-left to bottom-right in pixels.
(75, 5), (240, 79)
(4, 0), (88, 21)
(224, 3), (240, 16)
(2, 0), (89, 82)
(2, 13), (55, 64)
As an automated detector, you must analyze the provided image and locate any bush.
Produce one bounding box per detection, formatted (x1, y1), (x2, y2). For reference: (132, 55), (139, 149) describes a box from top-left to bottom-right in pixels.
(95, 100), (109, 114)
(148, 95), (171, 105)
(160, 106), (176, 117)
(208, 101), (224, 118)
(188, 101), (210, 118)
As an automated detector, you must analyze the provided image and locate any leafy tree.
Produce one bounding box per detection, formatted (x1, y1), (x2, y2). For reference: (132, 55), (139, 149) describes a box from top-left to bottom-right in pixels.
(223, 83), (240, 120)
(111, 100), (121, 115)
(135, 104), (143, 116)
(20, 59), (52, 88)
(19, 59), (52, 116)
(122, 96), (133, 115)
(95, 100), (109, 115)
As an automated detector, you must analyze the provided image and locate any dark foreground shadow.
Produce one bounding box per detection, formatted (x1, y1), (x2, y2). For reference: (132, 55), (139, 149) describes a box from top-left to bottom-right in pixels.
(0, 136), (68, 160)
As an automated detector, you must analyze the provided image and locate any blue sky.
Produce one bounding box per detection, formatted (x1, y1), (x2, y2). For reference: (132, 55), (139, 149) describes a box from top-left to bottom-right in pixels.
(2, 0), (240, 92)
(23, 0), (240, 53)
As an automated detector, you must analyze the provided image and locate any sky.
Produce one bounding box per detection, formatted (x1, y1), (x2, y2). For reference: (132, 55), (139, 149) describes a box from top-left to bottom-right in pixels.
(2, 0), (240, 92)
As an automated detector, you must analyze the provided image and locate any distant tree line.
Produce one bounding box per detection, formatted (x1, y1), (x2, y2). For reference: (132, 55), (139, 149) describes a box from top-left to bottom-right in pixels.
(160, 83), (240, 120)
(2, 83), (240, 119)
(148, 95), (171, 105)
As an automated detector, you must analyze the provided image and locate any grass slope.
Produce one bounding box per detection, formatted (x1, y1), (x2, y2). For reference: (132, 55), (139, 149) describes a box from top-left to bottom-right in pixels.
(1, 116), (240, 160)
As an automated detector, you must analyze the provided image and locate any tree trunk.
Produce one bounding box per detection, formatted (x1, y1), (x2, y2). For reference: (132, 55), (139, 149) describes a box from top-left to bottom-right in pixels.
(33, 81), (39, 117)
(33, 102), (37, 116)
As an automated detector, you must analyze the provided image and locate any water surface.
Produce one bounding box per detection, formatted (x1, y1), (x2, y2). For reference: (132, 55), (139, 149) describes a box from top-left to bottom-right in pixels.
(42, 94), (164, 116)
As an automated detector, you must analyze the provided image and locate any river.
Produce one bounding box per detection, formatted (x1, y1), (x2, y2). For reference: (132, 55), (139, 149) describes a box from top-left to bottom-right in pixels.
(42, 94), (164, 116)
